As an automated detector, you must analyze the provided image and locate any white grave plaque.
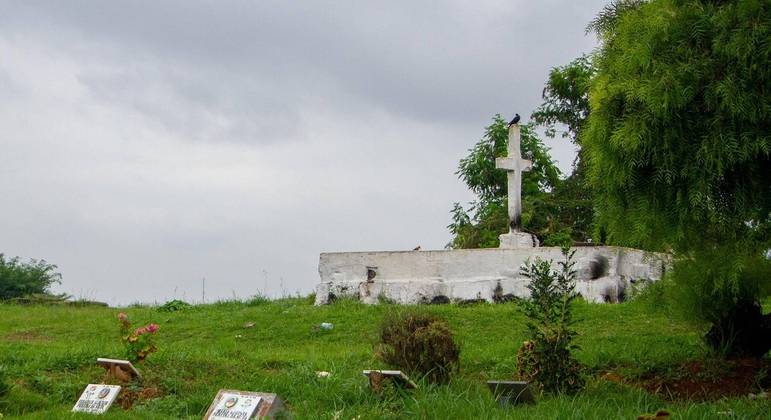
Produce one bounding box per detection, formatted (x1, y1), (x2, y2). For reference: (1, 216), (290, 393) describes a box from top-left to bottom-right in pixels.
(72, 384), (121, 414)
(206, 391), (262, 420)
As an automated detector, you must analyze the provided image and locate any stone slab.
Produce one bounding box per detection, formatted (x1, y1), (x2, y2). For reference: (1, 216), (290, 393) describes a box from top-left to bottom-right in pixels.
(96, 358), (141, 380)
(204, 389), (286, 419)
(362, 370), (418, 389)
(498, 231), (539, 248)
(72, 384), (121, 414)
(486, 380), (535, 405)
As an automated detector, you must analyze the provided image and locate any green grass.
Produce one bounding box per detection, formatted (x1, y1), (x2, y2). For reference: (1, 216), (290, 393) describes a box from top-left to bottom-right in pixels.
(0, 298), (768, 419)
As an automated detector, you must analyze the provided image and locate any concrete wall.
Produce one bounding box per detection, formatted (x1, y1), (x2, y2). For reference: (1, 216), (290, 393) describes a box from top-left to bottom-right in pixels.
(314, 246), (667, 305)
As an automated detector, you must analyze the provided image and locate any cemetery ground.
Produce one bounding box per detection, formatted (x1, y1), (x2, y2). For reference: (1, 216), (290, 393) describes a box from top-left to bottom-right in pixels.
(0, 297), (769, 419)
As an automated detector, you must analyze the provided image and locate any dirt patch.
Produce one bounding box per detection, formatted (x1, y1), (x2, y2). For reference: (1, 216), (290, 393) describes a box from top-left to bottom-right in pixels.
(3, 330), (49, 342)
(116, 386), (164, 409)
(629, 358), (770, 401)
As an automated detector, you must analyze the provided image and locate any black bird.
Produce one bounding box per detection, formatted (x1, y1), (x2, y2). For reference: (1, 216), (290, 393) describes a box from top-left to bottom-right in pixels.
(508, 113), (520, 126)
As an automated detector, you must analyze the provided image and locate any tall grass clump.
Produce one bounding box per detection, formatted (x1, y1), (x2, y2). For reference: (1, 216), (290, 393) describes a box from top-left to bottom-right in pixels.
(517, 248), (584, 394)
(0, 365), (10, 398)
(376, 310), (460, 384)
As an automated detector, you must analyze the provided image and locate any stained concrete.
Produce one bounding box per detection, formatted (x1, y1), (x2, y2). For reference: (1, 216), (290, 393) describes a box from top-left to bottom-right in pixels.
(314, 246), (667, 305)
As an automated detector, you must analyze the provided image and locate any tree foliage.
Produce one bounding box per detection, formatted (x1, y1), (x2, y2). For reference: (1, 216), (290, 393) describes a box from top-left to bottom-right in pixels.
(448, 116), (562, 248)
(584, 0), (771, 251)
(531, 55), (598, 244)
(0, 254), (61, 300)
(586, 0), (649, 38)
(532, 55), (595, 144)
(584, 0), (771, 356)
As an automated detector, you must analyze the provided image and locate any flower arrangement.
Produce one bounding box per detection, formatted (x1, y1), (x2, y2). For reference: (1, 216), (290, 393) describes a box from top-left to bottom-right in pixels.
(117, 312), (159, 362)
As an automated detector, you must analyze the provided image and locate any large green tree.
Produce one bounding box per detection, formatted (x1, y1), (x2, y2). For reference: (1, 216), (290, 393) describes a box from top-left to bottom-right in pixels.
(584, 0), (771, 250)
(584, 0), (771, 356)
(531, 55), (597, 243)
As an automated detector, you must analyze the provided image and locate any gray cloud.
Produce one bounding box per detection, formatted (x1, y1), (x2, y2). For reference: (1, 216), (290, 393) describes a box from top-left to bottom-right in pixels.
(1, 0), (605, 304)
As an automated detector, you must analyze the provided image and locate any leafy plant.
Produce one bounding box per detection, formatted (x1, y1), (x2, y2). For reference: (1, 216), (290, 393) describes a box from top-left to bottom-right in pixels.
(376, 310), (460, 384)
(517, 248), (584, 394)
(157, 299), (192, 313)
(0, 254), (62, 300)
(666, 245), (771, 358)
(118, 312), (159, 362)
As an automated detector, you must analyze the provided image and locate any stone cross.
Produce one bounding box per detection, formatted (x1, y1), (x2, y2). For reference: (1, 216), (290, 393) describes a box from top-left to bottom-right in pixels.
(495, 123), (532, 230)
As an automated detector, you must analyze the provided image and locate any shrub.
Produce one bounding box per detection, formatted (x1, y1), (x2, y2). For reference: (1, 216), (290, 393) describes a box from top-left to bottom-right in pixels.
(157, 299), (192, 313)
(517, 248), (584, 394)
(0, 254), (61, 300)
(118, 313), (159, 362)
(376, 310), (460, 384)
(666, 245), (771, 358)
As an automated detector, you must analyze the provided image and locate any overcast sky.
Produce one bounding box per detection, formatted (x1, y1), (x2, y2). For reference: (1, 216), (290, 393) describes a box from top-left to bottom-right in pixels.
(1, 1), (606, 305)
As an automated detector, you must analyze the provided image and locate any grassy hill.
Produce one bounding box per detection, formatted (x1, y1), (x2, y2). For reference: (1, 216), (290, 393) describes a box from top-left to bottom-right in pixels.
(0, 297), (768, 419)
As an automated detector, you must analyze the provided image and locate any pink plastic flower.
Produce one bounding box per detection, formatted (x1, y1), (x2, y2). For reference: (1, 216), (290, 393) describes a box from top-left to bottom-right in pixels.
(117, 312), (128, 322)
(134, 327), (147, 336)
(146, 323), (159, 333)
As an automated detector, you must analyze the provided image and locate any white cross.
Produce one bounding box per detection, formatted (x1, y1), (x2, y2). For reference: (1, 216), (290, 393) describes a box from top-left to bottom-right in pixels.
(495, 124), (532, 230)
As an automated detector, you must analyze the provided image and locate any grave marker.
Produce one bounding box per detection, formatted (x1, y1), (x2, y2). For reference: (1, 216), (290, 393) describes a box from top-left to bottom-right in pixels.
(362, 370), (418, 390)
(96, 357), (141, 381)
(204, 390), (287, 419)
(486, 380), (535, 406)
(72, 384), (121, 414)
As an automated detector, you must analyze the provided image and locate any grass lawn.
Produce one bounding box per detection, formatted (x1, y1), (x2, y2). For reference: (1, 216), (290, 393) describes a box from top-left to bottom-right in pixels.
(0, 297), (768, 419)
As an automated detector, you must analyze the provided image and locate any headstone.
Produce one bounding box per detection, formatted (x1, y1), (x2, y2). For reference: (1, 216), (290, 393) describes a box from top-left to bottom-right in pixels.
(486, 380), (535, 406)
(495, 123), (538, 248)
(362, 370), (418, 390)
(204, 390), (287, 420)
(72, 384), (121, 414)
(96, 358), (141, 381)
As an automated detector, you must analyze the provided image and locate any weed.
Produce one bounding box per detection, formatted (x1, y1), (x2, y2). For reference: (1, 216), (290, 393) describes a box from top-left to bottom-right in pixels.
(0, 366), (10, 398)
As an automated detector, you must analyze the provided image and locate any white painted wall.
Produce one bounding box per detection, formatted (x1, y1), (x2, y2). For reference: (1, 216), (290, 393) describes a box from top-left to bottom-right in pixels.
(315, 246), (667, 305)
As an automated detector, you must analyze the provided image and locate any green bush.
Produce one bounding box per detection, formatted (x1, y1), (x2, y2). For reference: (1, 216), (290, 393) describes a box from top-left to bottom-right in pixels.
(517, 248), (584, 394)
(376, 310), (460, 384)
(0, 254), (61, 300)
(157, 299), (192, 313)
(666, 245), (771, 357)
